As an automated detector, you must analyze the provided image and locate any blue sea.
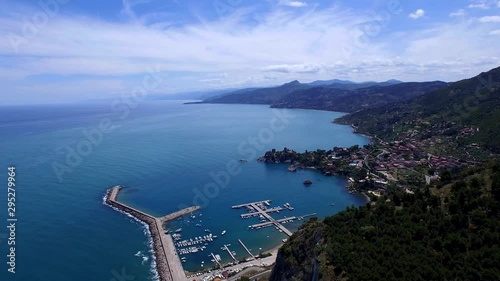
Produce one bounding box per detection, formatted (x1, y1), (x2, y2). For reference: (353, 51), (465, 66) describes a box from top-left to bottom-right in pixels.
(0, 101), (369, 281)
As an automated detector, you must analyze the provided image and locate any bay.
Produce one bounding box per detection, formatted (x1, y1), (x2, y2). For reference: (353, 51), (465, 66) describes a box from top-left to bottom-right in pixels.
(0, 101), (369, 280)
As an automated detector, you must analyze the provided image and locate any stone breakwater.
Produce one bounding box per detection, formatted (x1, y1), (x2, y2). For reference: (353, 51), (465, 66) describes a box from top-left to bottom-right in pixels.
(105, 185), (198, 281)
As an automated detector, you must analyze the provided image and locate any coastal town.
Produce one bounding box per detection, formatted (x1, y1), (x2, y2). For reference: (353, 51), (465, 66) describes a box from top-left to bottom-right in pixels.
(258, 121), (489, 199)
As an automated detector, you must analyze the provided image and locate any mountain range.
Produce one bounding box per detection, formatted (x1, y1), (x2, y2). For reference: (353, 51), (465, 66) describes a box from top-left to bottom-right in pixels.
(189, 78), (448, 113)
(336, 66), (500, 152)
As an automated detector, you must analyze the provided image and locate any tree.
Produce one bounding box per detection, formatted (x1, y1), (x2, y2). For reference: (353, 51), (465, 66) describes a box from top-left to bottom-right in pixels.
(492, 172), (500, 201)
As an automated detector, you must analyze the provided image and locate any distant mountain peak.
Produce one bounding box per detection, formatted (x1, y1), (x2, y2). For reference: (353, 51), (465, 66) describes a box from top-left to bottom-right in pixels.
(283, 80), (301, 86)
(385, 79), (403, 84)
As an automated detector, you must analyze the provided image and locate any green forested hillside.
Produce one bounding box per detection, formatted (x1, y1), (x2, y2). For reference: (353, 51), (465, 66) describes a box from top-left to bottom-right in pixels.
(203, 80), (447, 113)
(336, 66), (500, 153)
(270, 160), (500, 281)
(204, 80), (309, 104)
(272, 81), (447, 112)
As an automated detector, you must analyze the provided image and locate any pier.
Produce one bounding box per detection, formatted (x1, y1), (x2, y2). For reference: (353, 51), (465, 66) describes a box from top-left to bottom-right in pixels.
(159, 206), (201, 224)
(210, 252), (222, 268)
(249, 213), (316, 229)
(233, 200), (296, 237)
(249, 203), (293, 236)
(231, 200), (271, 209)
(249, 216), (297, 229)
(224, 244), (238, 262)
(238, 239), (255, 260)
(240, 206), (283, 218)
(106, 185), (199, 281)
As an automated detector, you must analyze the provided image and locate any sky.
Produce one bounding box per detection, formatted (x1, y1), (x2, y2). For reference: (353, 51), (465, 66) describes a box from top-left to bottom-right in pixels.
(1, 0), (500, 104)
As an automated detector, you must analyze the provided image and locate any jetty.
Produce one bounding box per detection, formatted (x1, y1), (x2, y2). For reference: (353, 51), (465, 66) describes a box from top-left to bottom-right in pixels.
(105, 185), (199, 281)
(238, 239), (255, 260)
(249, 216), (297, 229)
(233, 200), (296, 237)
(210, 252), (222, 268)
(249, 213), (316, 229)
(223, 244), (238, 262)
(240, 206), (283, 218)
(249, 203), (293, 236)
(231, 200), (271, 209)
(159, 206), (201, 224)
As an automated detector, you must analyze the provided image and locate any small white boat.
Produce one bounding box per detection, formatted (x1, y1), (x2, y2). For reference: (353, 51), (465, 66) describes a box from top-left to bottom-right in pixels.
(221, 230), (226, 235)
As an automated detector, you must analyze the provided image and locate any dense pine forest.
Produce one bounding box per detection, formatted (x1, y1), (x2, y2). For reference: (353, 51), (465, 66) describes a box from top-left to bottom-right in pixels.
(270, 160), (500, 281)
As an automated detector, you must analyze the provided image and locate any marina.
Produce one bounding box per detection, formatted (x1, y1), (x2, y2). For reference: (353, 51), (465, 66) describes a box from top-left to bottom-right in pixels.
(108, 184), (346, 279)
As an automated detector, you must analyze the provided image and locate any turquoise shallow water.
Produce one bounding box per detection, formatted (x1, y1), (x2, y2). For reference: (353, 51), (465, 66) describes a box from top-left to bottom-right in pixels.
(0, 101), (368, 280)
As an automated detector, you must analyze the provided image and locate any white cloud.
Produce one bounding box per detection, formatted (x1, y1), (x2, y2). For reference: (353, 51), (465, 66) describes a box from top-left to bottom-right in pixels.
(279, 0), (307, 7)
(409, 9), (425, 19)
(479, 15), (500, 22)
(468, 3), (489, 9)
(1, 2), (500, 103)
(263, 63), (322, 73)
(490, 29), (500, 35)
(449, 9), (465, 17)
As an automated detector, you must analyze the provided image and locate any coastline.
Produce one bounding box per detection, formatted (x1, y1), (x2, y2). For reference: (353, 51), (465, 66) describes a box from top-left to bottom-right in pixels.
(101, 109), (373, 279)
(104, 187), (166, 281)
(103, 179), (342, 281)
(104, 186), (184, 281)
(102, 189), (161, 281)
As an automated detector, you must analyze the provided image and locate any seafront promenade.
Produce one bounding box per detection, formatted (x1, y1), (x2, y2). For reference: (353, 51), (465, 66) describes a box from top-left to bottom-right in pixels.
(106, 185), (200, 281)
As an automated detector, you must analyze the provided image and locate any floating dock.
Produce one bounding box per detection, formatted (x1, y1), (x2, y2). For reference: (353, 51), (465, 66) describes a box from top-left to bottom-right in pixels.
(106, 185), (199, 281)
